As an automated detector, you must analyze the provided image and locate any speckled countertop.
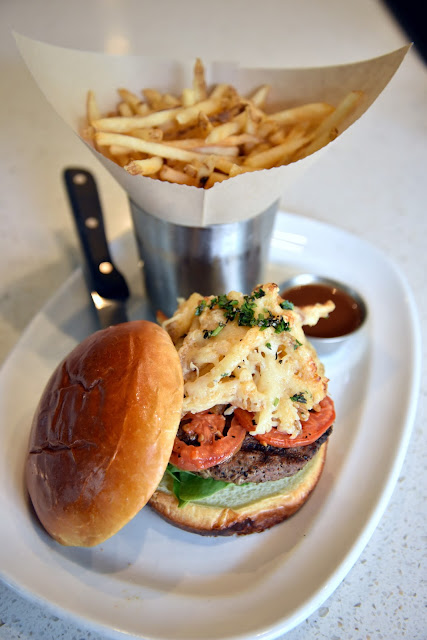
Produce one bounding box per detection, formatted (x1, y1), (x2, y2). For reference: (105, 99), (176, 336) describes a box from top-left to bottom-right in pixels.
(0, 1), (426, 639)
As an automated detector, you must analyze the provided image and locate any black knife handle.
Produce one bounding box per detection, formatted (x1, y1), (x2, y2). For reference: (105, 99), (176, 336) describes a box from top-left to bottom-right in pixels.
(63, 168), (129, 300)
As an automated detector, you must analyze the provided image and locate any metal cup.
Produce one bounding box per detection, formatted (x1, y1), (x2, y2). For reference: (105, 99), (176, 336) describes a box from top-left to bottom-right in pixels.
(129, 199), (279, 317)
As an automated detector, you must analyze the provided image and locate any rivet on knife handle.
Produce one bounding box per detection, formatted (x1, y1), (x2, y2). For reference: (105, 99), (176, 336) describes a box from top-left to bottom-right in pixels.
(63, 168), (129, 301)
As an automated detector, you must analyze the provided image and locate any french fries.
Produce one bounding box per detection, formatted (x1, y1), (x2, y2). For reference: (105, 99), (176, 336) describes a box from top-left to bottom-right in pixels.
(86, 90), (100, 124)
(125, 157), (163, 176)
(84, 59), (363, 188)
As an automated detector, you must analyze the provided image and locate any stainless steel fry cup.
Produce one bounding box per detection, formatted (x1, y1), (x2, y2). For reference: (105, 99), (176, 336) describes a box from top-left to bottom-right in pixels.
(129, 199), (279, 318)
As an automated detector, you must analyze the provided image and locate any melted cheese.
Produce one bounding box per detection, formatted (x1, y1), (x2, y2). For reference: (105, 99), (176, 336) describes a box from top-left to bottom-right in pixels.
(163, 283), (333, 439)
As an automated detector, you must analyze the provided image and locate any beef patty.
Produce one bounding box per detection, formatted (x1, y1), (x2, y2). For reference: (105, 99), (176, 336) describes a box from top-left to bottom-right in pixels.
(176, 414), (332, 485)
(198, 427), (332, 484)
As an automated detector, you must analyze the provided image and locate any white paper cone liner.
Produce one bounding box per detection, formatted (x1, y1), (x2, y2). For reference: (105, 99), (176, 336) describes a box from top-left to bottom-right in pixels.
(14, 33), (409, 226)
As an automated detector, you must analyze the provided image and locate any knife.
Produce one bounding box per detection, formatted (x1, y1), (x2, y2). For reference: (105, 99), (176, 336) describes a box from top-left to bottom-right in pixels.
(63, 168), (129, 328)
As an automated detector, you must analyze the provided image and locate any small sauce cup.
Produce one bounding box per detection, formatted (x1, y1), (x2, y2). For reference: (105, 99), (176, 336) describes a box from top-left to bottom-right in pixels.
(280, 274), (368, 355)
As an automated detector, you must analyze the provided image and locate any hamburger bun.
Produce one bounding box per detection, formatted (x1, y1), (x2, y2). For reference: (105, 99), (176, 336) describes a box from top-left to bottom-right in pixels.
(149, 442), (327, 536)
(26, 320), (184, 547)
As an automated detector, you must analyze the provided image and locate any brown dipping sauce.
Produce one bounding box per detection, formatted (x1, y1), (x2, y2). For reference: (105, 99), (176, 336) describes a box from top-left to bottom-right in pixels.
(281, 283), (364, 339)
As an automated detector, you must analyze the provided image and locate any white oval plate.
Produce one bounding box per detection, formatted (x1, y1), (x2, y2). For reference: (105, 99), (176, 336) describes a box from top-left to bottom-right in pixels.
(0, 211), (421, 640)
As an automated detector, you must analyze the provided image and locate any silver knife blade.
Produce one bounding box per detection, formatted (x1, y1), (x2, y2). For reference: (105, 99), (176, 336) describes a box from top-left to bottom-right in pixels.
(90, 291), (128, 327)
(63, 168), (129, 329)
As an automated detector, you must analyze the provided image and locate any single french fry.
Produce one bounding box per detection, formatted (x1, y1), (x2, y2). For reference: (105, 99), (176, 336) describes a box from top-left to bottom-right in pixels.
(311, 90), (363, 138)
(296, 91), (363, 159)
(118, 88), (145, 114)
(129, 127), (164, 142)
(228, 164), (258, 177)
(256, 120), (280, 139)
(125, 157), (164, 176)
(191, 144), (239, 157)
(175, 97), (225, 126)
(240, 100), (266, 121)
(143, 88), (163, 109)
(118, 88), (139, 106)
(158, 120), (181, 137)
(212, 156), (240, 175)
(244, 131), (311, 169)
(184, 155), (215, 181)
(165, 138), (207, 149)
(193, 58), (207, 102)
(204, 171), (229, 188)
(177, 153), (243, 174)
(216, 133), (261, 147)
(143, 90), (180, 110)
(118, 101), (134, 117)
(196, 111), (214, 136)
(95, 131), (210, 163)
(181, 87), (196, 107)
(209, 83), (232, 99)
(205, 120), (242, 143)
(135, 103), (151, 116)
(115, 154), (131, 167)
(243, 105), (261, 135)
(160, 164), (199, 186)
(242, 141), (257, 155)
(294, 128), (339, 160)
(248, 84), (270, 108)
(246, 142), (271, 157)
(163, 159), (183, 170)
(210, 106), (242, 126)
(161, 93), (181, 108)
(109, 144), (132, 155)
(198, 157), (216, 180)
(183, 163), (198, 178)
(269, 102), (334, 125)
(86, 90), (100, 124)
(268, 129), (290, 146)
(93, 107), (183, 132)
(80, 126), (95, 142)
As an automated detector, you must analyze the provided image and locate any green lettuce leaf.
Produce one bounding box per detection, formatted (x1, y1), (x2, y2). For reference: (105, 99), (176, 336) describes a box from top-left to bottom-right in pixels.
(166, 464), (228, 508)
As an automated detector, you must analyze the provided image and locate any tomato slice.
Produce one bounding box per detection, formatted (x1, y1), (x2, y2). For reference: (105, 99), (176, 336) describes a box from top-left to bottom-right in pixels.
(233, 396), (335, 448)
(170, 411), (247, 472)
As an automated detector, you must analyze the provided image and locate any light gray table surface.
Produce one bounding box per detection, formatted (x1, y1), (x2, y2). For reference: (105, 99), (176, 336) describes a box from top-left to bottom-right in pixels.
(1, 1), (426, 638)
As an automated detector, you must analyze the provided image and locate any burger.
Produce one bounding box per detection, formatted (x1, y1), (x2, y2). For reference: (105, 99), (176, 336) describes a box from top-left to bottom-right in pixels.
(26, 283), (335, 546)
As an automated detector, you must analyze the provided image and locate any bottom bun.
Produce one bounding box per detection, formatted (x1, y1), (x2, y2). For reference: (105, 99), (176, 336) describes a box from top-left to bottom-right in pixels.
(149, 442), (327, 536)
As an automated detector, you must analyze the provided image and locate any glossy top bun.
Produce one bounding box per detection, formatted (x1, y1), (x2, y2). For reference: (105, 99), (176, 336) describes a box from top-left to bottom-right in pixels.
(26, 320), (184, 547)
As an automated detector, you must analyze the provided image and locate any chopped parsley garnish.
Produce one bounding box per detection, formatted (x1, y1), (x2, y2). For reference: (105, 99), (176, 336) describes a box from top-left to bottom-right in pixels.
(195, 300), (207, 315)
(195, 288), (291, 336)
(280, 300), (294, 310)
(253, 288), (266, 298)
(257, 311), (290, 333)
(294, 339), (303, 350)
(274, 318), (289, 333)
(290, 392), (307, 404)
(211, 324), (224, 337)
(209, 296), (240, 322)
(238, 297), (258, 327)
(273, 397), (279, 407)
(203, 323), (225, 339)
(265, 342), (272, 349)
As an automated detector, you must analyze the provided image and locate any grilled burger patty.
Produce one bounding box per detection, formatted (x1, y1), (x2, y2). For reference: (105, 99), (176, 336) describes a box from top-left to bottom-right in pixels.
(177, 416), (333, 485)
